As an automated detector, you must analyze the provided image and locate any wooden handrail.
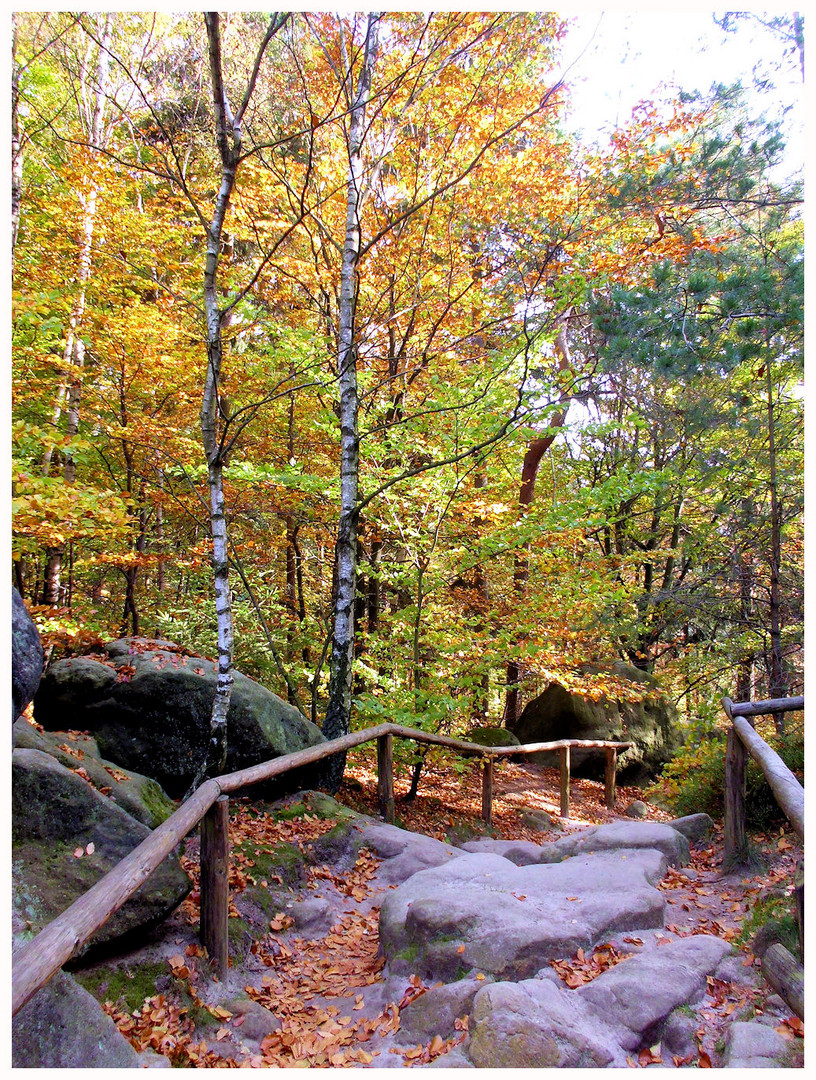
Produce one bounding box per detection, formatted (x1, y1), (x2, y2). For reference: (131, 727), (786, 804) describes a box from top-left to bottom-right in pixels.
(722, 695), (804, 862)
(12, 721), (631, 1017)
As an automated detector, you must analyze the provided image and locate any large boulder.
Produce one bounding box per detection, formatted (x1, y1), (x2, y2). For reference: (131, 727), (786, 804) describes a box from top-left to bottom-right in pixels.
(12, 969), (168, 1068)
(379, 848), (668, 983)
(12, 748), (191, 958)
(13, 717), (177, 830)
(465, 934), (732, 1068)
(33, 638), (325, 797)
(12, 588), (44, 721)
(507, 660), (681, 783)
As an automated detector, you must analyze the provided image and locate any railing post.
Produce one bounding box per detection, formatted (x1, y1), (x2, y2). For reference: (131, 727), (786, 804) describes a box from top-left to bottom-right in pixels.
(723, 698), (748, 867)
(604, 747), (617, 809)
(200, 794), (229, 979)
(481, 756), (494, 827)
(377, 733), (395, 823)
(559, 745), (570, 818)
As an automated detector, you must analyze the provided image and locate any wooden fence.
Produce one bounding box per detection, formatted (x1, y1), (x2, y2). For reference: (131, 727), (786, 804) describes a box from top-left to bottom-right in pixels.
(12, 721), (630, 1017)
(722, 695), (804, 861)
(721, 694), (804, 1018)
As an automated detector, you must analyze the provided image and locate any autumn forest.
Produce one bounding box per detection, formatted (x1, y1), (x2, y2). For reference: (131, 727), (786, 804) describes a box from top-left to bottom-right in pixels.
(12, 11), (804, 781)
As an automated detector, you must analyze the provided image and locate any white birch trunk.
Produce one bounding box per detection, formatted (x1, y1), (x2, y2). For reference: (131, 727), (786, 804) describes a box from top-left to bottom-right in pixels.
(322, 14), (381, 790)
(41, 14), (112, 605)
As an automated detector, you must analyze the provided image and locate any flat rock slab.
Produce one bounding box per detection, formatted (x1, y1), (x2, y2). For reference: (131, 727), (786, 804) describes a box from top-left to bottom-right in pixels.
(459, 838), (558, 865)
(553, 820), (690, 865)
(465, 934), (731, 1068)
(379, 848), (667, 982)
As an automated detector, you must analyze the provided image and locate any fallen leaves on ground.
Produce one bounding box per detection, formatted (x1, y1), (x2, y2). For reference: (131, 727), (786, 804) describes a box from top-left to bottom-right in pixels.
(100, 756), (804, 1069)
(550, 942), (631, 988)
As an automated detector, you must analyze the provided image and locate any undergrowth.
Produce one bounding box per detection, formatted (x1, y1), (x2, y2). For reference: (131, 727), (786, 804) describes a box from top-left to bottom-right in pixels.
(647, 716), (803, 829)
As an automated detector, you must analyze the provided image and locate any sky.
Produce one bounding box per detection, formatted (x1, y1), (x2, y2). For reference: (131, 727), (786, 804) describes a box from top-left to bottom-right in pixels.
(561, 9), (804, 175)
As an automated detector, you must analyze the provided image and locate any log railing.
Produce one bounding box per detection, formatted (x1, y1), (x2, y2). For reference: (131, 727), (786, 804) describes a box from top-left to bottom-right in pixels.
(721, 695), (804, 1017)
(722, 696), (804, 862)
(12, 722), (630, 1017)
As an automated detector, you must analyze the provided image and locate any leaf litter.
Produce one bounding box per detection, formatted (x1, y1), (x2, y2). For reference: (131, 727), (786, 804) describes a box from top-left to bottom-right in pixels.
(96, 762), (803, 1067)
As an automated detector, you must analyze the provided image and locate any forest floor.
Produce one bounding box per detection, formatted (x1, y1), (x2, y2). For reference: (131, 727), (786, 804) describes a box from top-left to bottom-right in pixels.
(91, 754), (804, 1068)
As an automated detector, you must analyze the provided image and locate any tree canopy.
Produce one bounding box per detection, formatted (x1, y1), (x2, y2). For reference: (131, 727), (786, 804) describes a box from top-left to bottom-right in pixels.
(13, 11), (804, 782)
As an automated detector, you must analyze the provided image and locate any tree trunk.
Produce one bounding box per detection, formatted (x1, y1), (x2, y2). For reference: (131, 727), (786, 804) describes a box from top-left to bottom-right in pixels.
(504, 316), (571, 726)
(322, 13), (381, 791)
(12, 16), (23, 259)
(765, 332), (786, 732)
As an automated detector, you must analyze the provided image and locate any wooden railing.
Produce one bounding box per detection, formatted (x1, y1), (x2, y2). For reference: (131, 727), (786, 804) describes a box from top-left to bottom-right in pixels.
(722, 696), (804, 862)
(12, 722), (630, 1017)
(721, 695), (804, 1018)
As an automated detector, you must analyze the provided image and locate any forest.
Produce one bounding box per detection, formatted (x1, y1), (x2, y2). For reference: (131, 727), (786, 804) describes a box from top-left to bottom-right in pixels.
(12, 10), (804, 785)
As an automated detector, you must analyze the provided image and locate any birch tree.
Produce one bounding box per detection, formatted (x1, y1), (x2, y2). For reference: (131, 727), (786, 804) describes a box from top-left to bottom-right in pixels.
(188, 10), (290, 789)
(320, 12), (381, 787)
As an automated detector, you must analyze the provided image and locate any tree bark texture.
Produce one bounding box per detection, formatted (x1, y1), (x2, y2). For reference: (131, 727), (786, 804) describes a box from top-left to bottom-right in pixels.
(504, 316), (572, 725)
(322, 13), (381, 791)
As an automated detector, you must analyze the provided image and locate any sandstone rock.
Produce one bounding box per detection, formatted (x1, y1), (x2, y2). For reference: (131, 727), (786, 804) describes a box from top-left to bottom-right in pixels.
(224, 997), (282, 1043)
(379, 848), (667, 983)
(507, 660), (681, 783)
(12, 588), (44, 721)
(421, 1048), (474, 1067)
(33, 639), (325, 797)
(13, 717), (176, 829)
(518, 807), (552, 831)
(12, 748), (190, 957)
(467, 978), (624, 1068)
(287, 897), (333, 935)
(360, 822), (463, 885)
(400, 978), (483, 1040)
(463, 725), (520, 750)
(576, 934), (732, 1051)
(722, 1020), (791, 1068)
(553, 820), (690, 866)
(464, 934), (731, 1069)
(12, 969), (168, 1068)
(624, 799), (648, 818)
(668, 813), (715, 844)
(459, 837), (557, 865)
(661, 1008), (699, 1059)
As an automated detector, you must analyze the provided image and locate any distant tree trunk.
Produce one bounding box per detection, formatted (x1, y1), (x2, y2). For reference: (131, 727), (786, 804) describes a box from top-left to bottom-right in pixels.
(12, 16), (23, 259)
(40, 13), (113, 604)
(764, 336), (786, 732)
(367, 538), (382, 632)
(504, 317), (571, 726)
(322, 12), (381, 791)
(736, 496), (755, 702)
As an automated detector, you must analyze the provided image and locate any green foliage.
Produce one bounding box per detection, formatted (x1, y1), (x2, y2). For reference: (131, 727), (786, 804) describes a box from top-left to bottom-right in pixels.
(737, 892), (800, 955)
(648, 717), (803, 829)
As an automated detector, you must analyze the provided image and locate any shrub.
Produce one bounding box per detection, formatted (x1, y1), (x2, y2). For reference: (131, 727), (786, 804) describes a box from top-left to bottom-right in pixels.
(648, 716), (803, 830)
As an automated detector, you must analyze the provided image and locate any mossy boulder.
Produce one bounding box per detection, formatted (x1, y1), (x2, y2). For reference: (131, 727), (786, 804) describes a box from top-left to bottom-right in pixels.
(12, 748), (190, 958)
(12, 969), (162, 1068)
(13, 717), (176, 829)
(508, 661), (681, 783)
(465, 725), (521, 750)
(33, 638), (326, 798)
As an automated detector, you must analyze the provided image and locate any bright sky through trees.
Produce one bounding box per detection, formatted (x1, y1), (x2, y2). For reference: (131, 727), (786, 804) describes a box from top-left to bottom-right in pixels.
(564, 9), (804, 177)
